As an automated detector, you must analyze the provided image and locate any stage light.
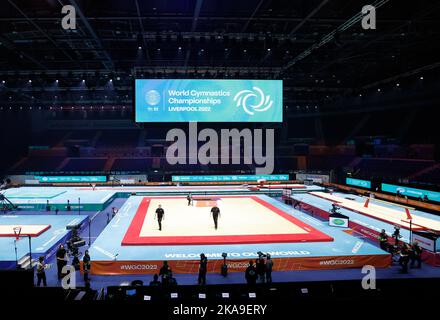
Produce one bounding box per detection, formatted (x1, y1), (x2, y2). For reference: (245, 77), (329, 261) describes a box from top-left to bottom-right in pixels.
(222, 293), (230, 298)
(109, 79), (113, 82)
(170, 293), (178, 299)
(1, 80), (5, 84)
(198, 293), (206, 299)
(301, 288), (309, 294)
(138, 46), (142, 50)
(267, 48), (271, 51)
(359, 94), (362, 97)
(28, 79), (32, 83)
(143, 295), (151, 301)
(178, 46), (182, 50)
(377, 88), (381, 92)
(396, 83), (400, 87)
(248, 292), (256, 298)
(420, 76), (424, 80)
(55, 79), (59, 83)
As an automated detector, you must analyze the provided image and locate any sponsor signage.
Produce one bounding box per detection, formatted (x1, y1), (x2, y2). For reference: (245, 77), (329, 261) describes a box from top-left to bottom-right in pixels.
(34, 176), (107, 183)
(172, 174), (289, 182)
(346, 177), (371, 189)
(381, 183), (440, 203)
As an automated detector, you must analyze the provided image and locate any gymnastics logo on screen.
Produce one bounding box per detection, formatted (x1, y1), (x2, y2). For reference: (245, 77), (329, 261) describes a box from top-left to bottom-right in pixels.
(135, 79), (283, 123)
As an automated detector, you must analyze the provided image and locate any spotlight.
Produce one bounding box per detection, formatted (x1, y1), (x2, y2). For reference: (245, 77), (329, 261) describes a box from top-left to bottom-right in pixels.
(2, 80), (5, 84)
(178, 47), (182, 50)
(138, 46), (142, 50)
(396, 83), (400, 87)
(420, 76), (424, 80)
(267, 48), (271, 51)
(109, 79), (113, 82)
(377, 88), (381, 92)
(28, 80), (32, 83)
(55, 79), (59, 83)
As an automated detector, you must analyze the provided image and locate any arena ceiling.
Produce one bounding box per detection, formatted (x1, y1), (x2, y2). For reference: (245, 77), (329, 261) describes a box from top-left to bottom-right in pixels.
(0, 0), (440, 112)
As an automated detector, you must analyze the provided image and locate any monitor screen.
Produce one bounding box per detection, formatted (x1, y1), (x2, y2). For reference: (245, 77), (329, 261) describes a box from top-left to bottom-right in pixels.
(134, 79), (283, 122)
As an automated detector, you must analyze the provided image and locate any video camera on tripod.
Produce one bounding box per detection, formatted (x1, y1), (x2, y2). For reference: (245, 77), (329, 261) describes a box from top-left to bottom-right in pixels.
(66, 226), (86, 257)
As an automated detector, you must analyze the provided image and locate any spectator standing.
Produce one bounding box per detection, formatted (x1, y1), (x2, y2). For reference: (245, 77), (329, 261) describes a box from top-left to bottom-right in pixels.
(245, 261), (257, 285)
(266, 254), (274, 283)
(36, 256), (47, 287)
(198, 253), (208, 285)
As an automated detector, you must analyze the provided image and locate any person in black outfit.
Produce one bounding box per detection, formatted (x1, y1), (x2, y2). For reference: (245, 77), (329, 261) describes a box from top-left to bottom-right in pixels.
(159, 261), (171, 285)
(245, 260), (257, 285)
(399, 244), (410, 274)
(46, 200), (51, 212)
(36, 256), (47, 287)
(410, 241), (423, 268)
(392, 226), (401, 246)
(265, 254), (274, 284)
(83, 250), (91, 282)
(56, 244), (67, 279)
(187, 193), (193, 206)
(155, 205), (165, 231)
(198, 253), (208, 285)
(379, 229), (389, 251)
(210, 206), (220, 230)
(149, 274), (161, 287)
(256, 257), (266, 283)
(66, 200), (71, 211)
(168, 272), (178, 287)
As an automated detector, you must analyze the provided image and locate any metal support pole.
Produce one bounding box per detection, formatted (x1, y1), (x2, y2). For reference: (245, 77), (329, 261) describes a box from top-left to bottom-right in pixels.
(28, 236), (32, 269)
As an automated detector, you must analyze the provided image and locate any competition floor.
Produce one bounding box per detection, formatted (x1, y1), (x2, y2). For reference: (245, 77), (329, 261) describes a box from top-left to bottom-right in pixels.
(1, 184), (323, 211)
(121, 196), (333, 245)
(310, 191), (440, 232)
(90, 194), (390, 275)
(0, 215), (88, 269)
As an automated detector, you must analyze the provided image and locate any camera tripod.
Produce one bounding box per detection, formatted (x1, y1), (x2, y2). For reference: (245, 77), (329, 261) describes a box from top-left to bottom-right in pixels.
(0, 193), (16, 213)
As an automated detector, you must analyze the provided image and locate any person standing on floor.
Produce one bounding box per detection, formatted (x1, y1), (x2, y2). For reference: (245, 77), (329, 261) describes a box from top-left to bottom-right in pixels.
(379, 229), (389, 251)
(82, 250), (91, 282)
(245, 260), (257, 285)
(56, 244), (67, 279)
(159, 261), (171, 285)
(265, 254), (274, 283)
(198, 253), (208, 285)
(187, 193), (193, 206)
(210, 206), (220, 230)
(256, 257), (266, 283)
(36, 256), (47, 287)
(399, 244), (410, 274)
(410, 241), (423, 268)
(155, 204), (165, 231)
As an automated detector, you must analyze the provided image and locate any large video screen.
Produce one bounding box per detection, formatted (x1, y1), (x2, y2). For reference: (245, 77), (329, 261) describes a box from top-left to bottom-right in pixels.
(135, 79), (282, 122)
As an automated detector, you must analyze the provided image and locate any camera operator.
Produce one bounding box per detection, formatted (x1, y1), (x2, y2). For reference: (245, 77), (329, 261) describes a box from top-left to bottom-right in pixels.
(392, 226), (402, 246)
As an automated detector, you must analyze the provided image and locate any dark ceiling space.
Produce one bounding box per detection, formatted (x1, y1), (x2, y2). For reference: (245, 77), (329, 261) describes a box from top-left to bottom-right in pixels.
(0, 0), (440, 113)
